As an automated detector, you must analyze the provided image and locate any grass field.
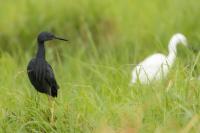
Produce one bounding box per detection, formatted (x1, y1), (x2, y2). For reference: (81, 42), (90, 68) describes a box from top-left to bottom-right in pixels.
(0, 0), (200, 132)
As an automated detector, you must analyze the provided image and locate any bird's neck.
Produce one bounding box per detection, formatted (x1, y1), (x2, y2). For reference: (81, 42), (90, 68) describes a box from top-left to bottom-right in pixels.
(167, 52), (176, 67)
(36, 41), (46, 59)
(166, 38), (178, 67)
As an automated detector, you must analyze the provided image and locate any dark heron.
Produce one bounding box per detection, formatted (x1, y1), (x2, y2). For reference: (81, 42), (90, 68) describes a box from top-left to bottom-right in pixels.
(27, 32), (68, 124)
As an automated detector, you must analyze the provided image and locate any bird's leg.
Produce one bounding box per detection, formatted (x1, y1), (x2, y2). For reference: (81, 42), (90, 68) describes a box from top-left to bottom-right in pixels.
(48, 96), (55, 125)
(50, 99), (55, 125)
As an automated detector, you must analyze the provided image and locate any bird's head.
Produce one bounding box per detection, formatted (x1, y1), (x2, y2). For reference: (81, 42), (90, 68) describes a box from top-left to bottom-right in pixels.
(37, 32), (68, 43)
(168, 33), (188, 53)
(172, 33), (188, 46)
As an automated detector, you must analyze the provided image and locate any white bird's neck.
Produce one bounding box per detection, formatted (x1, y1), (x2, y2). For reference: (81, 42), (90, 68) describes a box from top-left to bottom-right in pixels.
(166, 33), (187, 66)
(167, 51), (176, 67)
(166, 36), (179, 66)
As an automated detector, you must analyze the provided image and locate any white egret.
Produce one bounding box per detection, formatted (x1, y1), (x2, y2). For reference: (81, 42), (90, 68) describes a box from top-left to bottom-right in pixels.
(131, 33), (188, 84)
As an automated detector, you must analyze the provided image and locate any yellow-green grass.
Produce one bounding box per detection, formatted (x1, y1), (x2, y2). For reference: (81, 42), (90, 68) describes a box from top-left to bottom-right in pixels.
(0, 0), (200, 132)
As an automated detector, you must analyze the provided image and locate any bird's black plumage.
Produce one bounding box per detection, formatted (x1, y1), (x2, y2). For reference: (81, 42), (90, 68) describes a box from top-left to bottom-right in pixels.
(27, 32), (68, 97)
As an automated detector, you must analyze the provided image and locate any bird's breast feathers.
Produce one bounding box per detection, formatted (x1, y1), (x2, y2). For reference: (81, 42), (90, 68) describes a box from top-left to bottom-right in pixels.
(28, 58), (49, 81)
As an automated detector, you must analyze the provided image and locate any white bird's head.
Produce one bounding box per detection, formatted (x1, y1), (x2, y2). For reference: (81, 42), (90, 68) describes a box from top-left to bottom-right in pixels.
(172, 33), (187, 46)
(168, 33), (188, 53)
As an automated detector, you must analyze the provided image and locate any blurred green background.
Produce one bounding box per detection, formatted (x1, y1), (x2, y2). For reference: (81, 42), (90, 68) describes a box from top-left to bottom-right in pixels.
(0, 0), (200, 132)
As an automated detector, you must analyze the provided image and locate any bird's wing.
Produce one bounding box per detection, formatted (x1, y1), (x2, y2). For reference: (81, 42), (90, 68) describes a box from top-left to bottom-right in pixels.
(131, 54), (168, 83)
(140, 54), (167, 67)
(45, 63), (59, 89)
(27, 59), (59, 97)
(45, 64), (59, 97)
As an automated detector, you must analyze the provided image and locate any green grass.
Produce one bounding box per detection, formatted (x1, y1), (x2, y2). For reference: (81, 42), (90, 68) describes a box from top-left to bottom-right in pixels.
(0, 0), (200, 132)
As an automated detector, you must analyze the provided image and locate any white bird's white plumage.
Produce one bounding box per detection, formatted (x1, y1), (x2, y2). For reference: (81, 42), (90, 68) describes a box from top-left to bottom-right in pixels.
(131, 33), (188, 84)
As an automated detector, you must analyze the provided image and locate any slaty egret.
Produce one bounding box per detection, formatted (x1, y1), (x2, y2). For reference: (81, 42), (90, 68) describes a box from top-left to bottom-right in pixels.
(27, 32), (68, 124)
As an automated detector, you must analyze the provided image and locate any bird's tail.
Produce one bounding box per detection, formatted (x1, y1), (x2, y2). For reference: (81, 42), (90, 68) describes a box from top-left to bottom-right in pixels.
(51, 85), (58, 97)
(47, 78), (59, 97)
(51, 82), (59, 97)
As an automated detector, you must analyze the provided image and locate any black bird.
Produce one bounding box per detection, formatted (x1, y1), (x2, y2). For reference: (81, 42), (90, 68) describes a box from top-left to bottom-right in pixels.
(27, 32), (68, 97)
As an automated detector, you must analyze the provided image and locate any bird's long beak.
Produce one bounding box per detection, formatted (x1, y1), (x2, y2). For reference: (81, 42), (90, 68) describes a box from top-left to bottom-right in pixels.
(54, 36), (68, 41)
(188, 45), (199, 53)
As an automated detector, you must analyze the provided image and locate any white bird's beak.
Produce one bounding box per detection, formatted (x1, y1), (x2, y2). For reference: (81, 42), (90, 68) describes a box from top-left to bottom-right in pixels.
(188, 45), (199, 53)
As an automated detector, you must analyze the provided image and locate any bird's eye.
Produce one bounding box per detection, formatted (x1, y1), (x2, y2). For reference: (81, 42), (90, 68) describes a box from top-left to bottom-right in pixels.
(49, 34), (54, 39)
